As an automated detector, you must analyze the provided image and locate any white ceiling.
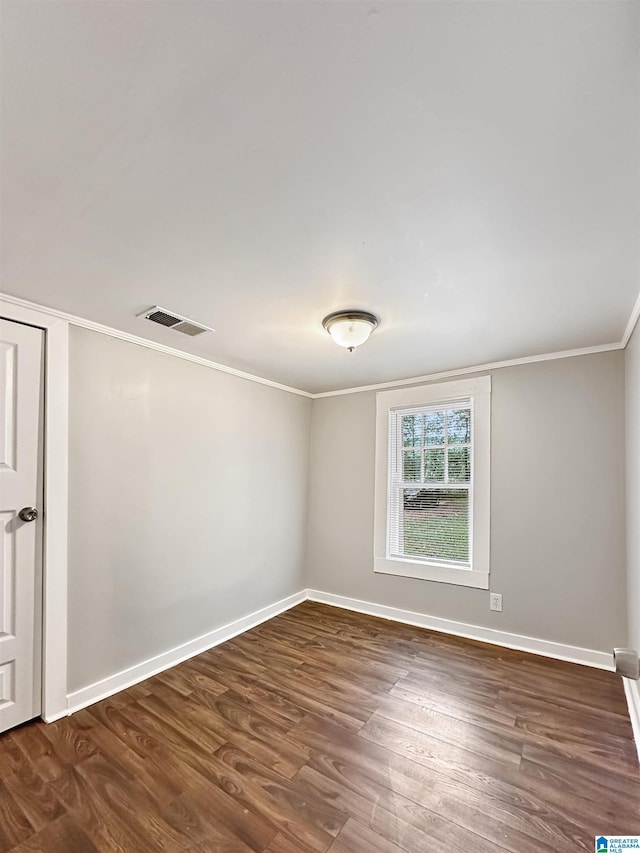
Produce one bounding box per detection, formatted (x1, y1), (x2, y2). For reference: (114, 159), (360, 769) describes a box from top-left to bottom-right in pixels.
(1, 1), (638, 393)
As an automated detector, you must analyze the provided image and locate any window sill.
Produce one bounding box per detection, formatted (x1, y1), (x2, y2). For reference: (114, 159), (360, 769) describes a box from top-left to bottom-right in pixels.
(374, 556), (489, 589)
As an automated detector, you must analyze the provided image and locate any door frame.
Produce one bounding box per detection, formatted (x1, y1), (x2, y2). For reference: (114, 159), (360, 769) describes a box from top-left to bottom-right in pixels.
(0, 296), (69, 722)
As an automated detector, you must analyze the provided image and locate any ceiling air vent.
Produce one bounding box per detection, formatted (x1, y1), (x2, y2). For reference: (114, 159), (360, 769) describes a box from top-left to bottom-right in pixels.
(137, 306), (214, 337)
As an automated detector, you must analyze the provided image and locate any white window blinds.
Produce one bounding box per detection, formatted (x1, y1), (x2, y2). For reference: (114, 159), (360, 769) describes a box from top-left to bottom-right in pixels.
(388, 400), (473, 566)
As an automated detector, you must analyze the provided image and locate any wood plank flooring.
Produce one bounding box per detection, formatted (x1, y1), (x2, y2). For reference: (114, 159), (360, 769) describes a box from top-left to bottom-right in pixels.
(0, 601), (638, 852)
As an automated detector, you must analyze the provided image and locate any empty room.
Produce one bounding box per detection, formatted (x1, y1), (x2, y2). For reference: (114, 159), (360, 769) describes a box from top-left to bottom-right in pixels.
(0, 0), (639, 851)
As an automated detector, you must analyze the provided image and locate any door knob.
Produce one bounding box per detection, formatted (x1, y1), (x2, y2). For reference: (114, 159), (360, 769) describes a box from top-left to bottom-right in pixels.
(18, 507), (38, 523)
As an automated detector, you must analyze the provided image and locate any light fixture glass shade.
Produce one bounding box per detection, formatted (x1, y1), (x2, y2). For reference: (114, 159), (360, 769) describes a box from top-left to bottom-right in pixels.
(322, 311), (379, 351)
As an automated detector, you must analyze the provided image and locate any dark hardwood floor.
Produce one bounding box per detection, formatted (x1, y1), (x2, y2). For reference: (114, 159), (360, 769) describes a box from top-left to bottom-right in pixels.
(0, 601), (638, 852)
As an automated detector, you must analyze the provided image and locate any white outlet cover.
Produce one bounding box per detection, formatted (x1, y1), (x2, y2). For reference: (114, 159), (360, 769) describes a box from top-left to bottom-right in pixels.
(490, 593), (503, 612)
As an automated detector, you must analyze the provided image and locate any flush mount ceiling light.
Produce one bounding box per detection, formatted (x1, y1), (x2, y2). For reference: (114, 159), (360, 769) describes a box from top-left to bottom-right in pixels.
(322, 310), (379, 352)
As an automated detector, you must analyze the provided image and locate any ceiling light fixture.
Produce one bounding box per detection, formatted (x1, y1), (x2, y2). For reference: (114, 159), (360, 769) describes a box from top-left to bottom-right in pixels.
(322, 310), (379, 352)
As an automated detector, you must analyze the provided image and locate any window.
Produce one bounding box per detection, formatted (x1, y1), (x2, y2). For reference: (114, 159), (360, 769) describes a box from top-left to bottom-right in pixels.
(374, 376), (491, 588)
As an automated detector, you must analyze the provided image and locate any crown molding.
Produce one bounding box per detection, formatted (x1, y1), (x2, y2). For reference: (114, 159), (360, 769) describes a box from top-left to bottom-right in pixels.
(310, 341), (623, 398)
(311, 286), (639, 397)
(0, 293), (313, 399)
(622, 289), (640, 348)
(3, 288), (638, 399)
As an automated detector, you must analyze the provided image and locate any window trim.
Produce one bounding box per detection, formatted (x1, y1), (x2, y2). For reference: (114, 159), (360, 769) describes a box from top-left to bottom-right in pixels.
(374, 376), (491, 589)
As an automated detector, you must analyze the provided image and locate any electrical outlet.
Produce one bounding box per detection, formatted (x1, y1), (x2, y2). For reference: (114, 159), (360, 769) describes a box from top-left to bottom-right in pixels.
(490, 593), (503, 612)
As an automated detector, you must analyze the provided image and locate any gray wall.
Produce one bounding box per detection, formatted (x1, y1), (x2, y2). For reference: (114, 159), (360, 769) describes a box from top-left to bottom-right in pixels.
(67, 327), (311, 693)
(626, 323), (640, 651)
(67, 330), (630, 694)
(305, 351), (627, 653)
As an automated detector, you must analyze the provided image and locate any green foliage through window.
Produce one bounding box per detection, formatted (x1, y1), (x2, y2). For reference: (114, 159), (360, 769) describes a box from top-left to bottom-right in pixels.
(399, 407), (471, 486)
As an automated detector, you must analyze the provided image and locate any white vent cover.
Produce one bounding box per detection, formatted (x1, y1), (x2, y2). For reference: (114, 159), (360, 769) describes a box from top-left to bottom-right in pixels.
(137, 306), (214, 337)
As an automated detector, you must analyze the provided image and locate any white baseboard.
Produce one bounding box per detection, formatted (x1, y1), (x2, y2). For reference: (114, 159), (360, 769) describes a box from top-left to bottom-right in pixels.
(66, 590), (307, 715)
(623, 678), (640, 764)
(42, 708), (71, 724)
(64, 586), (617, 720)
(306, 589), (615, 671)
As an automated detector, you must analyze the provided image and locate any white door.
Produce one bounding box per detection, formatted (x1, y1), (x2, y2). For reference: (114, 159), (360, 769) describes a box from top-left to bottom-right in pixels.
(0, 318), (44, 733)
